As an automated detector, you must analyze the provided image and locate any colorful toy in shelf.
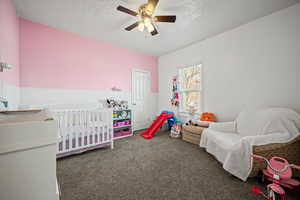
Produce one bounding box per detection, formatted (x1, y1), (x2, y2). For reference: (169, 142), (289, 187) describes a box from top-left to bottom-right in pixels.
(114, 129), (132, 138)
(140, 111), (175, 139)
(120, 110), (128, 119)
(113, 110), (131, 120)
(124, 120), (131, 125)
(170, 120), (183, 138)
(113, 120), (132, 128)
(171, 76), (180, 107)
(113, 109), (132, 139)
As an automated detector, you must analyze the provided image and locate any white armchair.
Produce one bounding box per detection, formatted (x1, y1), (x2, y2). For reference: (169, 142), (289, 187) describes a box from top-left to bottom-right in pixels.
(200, 108), (300, 181)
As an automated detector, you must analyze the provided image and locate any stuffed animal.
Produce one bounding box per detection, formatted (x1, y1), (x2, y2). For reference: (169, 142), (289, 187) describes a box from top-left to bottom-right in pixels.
(200, 112), (216, 122)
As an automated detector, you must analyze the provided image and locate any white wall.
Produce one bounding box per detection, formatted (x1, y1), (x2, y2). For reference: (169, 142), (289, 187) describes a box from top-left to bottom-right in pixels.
(158, 3), (300, 122)
(20, 87), (132, 108)
(20, 87), (158, 126)
(0, 81), (158, 128)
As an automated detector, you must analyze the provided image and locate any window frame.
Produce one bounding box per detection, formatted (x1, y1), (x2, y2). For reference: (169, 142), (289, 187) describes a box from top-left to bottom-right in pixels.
(178, 64), (203, 114)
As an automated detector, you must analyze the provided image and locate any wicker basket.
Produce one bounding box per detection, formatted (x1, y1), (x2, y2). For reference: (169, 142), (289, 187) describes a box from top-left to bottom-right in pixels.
(250, 136), (300, 178)
(181, 125), (205, 145)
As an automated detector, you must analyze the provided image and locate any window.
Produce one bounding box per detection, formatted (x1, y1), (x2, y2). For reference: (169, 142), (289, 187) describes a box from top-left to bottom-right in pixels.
(178, 64), (202, 114)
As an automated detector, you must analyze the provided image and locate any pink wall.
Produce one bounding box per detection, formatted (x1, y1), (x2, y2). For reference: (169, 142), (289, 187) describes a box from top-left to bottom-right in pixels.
(0, 0), (19, 86)
(20, 18), (158, 92)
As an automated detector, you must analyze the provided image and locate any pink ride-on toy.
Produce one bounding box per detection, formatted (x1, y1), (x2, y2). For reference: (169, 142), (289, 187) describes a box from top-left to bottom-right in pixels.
(251, 154), (300, 200)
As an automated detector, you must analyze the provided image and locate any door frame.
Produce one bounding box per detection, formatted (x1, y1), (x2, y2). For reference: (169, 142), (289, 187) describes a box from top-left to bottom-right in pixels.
(131, 69), (151, 131)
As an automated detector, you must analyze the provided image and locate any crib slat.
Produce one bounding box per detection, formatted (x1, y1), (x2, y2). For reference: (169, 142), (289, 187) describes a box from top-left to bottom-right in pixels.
(93, 111), (97, 144)
(78, 110), (83, 147)
(106, 110), (109, 141)
(95, 112), (98, 144)
(94, 112), (97, 144)
(90, 111), (94, 145)
(60, 112), (64, 151)
(69, 112), (73, 150)
(103, 111), (106, 142)
(87, 111), (92, 146)
(57, 112), (61, 152)
(109, 110), (113, 142)
(99, 112), (104, 143)
(91, 111), (95, 146)
(74, 111), (79, 150)
(61, 111), (66, 153)
(84, 110), (88, 146)
(97, 112), (101, 144)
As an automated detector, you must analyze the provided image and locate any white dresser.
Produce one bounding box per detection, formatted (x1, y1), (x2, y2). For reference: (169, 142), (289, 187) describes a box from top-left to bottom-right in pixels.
(0, 119), (59, 200)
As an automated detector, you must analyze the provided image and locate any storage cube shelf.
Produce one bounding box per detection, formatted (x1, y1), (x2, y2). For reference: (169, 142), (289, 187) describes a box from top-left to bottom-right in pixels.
(113, 110), (133, 140)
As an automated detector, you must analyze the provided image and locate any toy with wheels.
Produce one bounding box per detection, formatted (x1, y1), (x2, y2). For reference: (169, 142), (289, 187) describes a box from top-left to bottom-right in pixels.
(251, 154), (300, 200)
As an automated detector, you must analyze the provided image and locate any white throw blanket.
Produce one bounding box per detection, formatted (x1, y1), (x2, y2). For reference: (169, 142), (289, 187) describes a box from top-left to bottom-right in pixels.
(200, 108), (300, 181)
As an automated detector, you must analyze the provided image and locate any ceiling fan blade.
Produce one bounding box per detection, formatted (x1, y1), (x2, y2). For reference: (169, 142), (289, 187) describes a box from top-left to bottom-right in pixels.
(117, 5), (138, 17)
(125, 22), (139, 31)
(151, 26), (159, 36)
(155, 16), (176, 23)
(147, 0), (159, 12)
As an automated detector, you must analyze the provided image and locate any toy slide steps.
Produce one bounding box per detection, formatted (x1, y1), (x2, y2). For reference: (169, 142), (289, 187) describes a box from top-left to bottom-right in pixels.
(140, 111), (174, 139)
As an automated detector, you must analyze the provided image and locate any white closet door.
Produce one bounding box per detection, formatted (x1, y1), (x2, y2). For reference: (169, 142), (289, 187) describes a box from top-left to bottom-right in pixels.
(132, 69), (151, 131)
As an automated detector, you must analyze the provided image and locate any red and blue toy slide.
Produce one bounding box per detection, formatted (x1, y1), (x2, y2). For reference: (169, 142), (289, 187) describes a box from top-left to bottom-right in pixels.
(140, 111), (174, 139)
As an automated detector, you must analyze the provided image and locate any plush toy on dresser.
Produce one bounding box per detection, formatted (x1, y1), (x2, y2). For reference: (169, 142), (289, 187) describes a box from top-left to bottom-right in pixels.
(106, 98), (129, 110)
(0, 97), (8, 111)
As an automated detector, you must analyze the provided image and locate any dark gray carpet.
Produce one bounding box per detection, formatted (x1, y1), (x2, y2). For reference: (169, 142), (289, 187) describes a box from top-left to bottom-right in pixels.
(57, 131), (298, 200)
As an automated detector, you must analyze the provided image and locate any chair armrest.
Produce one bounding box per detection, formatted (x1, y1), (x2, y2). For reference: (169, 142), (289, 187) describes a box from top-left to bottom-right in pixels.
(253, 143), (288, 153)
(209, 121), (236, 133)
(250, 136), (300, 178)
(253, 136), (300, 153)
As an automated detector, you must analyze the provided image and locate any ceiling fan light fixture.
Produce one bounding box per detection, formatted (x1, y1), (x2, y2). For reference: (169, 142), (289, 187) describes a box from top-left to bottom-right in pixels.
(144, 17), (152, 27)
(138, 22), (145, 32)
(147, 23), (155, 33)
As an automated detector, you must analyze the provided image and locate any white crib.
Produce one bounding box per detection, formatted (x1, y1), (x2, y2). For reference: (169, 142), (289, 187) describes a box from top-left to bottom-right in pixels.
(52, 108), (113, 158)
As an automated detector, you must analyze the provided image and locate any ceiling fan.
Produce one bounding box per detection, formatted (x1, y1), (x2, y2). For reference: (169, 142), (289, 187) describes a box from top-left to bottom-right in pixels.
(117, 0), (176, 36)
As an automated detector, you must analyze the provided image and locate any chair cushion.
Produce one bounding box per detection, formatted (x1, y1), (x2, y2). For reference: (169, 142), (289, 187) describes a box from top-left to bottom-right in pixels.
(208, 130), (243, 149)
(202, 129), (243, 163)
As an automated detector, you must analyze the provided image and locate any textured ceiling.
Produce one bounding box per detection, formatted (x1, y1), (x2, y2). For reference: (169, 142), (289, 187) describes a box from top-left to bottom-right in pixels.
(13, 0), (299, 56)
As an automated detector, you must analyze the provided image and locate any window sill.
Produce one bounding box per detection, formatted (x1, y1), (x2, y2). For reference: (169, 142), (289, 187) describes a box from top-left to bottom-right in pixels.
(179, 111), (201, 116)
